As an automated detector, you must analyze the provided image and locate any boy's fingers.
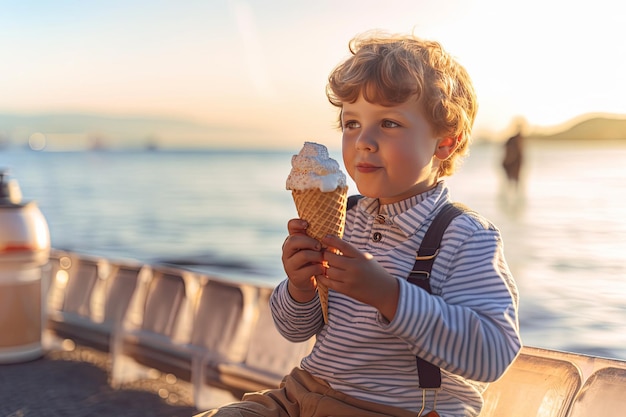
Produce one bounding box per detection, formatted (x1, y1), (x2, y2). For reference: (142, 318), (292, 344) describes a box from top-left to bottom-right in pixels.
(287, 218), (309, 235)
(321, 234), (357, 257)
(283, 234), (321, 256)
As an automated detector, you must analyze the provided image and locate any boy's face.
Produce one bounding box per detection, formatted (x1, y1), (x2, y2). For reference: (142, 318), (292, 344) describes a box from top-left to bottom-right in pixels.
(341, 95), (445, 205)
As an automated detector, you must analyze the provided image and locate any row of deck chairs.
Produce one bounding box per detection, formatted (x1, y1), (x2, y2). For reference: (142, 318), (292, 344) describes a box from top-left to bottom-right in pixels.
(43, 250), (626, 416)
(44, 250), (314, 409)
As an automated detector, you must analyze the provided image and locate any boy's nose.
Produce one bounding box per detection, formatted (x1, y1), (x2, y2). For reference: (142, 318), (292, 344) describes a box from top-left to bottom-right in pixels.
(355, 127), (378, 151)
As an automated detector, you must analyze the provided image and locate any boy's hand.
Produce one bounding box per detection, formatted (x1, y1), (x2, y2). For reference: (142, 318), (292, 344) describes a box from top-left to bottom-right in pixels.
(317, 235), (400, 321)
(281, 219), (324, 303)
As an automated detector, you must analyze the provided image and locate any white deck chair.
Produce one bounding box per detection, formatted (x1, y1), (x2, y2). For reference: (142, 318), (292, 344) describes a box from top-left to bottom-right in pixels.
(45, 254), (104, 347)
(479, 352), (582, 417)
(216, 286), (314, 396)
(190, 277), (258, 409)
(78, 262), (145, 351)
(567, 367), (626, 417)
(110, 265), (192, 387)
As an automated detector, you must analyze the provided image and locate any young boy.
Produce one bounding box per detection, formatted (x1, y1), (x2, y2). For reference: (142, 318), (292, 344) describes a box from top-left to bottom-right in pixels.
(196, 31), (521, 417)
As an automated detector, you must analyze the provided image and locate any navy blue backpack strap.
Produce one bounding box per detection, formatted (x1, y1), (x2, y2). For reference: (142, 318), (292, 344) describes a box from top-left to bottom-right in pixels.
(408, 202), (470, 290)
(347, 194), (363, 211)
(408, 202), (469, 389)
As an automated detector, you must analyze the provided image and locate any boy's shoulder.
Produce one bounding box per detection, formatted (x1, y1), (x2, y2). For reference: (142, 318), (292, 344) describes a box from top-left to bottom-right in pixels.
(446, 204), (496, 235)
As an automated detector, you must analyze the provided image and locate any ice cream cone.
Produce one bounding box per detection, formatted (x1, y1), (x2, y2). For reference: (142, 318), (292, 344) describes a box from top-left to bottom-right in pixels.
(292, 186), (348, 323)
(286, 141), (348, 324)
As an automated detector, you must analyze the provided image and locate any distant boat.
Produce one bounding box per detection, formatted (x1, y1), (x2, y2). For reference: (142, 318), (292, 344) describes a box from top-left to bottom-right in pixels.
(88, 134), (108, 151)
(144, 135), (159, 151)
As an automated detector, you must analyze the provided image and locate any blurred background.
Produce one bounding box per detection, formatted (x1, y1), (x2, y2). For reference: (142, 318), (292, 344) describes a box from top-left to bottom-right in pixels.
(1, 0), (625, 359)
(1, 0), (625, 151)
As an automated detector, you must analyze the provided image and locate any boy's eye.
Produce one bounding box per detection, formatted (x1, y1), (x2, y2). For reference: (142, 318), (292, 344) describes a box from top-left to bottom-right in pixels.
(382, 120), (400, 128)
(344, 120), (360, 129)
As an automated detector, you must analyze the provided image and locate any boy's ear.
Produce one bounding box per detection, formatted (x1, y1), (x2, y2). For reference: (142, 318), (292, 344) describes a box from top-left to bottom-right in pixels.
(434, 135), (459, 160)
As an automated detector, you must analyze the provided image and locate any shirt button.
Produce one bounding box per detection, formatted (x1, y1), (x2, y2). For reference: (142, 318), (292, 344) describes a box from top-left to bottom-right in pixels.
(372, 232), (382, 242)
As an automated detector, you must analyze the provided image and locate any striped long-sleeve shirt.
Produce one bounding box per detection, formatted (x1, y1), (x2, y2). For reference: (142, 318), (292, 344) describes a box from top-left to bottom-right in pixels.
(270, 181), (521, 416)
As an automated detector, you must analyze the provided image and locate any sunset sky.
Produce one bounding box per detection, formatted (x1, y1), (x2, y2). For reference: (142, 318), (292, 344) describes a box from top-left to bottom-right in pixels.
(1, 0), (625, 149)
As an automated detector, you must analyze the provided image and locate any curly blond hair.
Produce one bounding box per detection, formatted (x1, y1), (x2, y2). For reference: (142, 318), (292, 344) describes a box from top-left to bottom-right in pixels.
(326, 31), (478, 177)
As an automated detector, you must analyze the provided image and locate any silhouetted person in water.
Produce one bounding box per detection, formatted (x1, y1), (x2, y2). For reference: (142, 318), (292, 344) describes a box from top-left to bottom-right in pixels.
(502, 130), (524, 189)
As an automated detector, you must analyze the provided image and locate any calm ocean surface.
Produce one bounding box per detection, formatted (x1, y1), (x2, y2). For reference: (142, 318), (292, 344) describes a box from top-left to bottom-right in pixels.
(2, 140), (625, 360)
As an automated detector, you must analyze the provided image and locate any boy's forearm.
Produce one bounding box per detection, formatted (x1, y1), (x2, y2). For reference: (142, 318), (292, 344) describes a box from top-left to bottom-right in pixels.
(270, 279), (323, 342)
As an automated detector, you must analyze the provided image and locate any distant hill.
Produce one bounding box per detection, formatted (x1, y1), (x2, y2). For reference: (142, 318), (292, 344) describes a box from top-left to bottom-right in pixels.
(527, 114), (626, 141)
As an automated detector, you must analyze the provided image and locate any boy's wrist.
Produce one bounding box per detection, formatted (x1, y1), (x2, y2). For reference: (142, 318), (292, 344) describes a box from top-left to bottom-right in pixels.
(287, 281), (317, 303)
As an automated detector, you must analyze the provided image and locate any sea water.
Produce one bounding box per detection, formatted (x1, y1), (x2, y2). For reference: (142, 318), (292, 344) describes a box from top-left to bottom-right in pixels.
(1, 140), (625, 360)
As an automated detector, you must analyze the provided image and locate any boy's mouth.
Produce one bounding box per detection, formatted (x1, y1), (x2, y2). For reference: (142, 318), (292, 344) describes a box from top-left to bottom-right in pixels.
(355, 162), (380, 173)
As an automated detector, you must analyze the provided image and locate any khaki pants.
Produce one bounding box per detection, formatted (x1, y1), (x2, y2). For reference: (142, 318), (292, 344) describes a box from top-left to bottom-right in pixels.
(194, 367), (416, 417)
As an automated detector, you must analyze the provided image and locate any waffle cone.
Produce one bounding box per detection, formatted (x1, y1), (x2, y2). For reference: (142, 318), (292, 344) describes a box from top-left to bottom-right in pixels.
(291, 186), (348, 323)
